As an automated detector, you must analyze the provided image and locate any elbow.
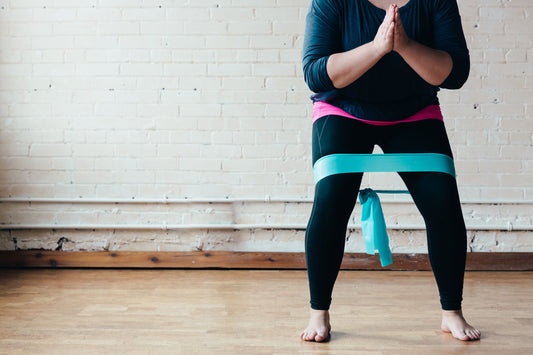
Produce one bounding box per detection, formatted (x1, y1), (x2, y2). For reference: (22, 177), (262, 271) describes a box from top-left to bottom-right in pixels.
(304, 70), (335, 93)
(430, 76), (449, 87)
(439, 52), (470, 89)
(439, 67), (469, 89)
(326, 73), (346, 90)
(304, 74), (323, 93)
(303, 56), (335, 93)
(441, 79), (467, 90)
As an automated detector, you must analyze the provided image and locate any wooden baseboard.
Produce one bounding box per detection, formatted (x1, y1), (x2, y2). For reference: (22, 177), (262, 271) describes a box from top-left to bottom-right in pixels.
(0, 251), (531, 270)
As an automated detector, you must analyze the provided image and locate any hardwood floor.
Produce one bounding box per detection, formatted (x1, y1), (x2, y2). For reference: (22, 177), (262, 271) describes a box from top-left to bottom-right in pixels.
(1, 269), (532, 354)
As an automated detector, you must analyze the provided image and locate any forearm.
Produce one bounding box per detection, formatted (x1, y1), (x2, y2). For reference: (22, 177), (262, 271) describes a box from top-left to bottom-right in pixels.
(326, 43), (383, 89)
(395, 40), (453, 86)
(326, 4), (395, 90)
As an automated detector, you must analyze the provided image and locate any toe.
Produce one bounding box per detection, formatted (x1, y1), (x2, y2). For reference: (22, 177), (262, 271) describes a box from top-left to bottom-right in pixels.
(452, 330), (469, 341)
(300, 331), (307, 341)
(315, 333), (327, 342)
(314, 335), (323, 342)
(303, 330), (317, 342)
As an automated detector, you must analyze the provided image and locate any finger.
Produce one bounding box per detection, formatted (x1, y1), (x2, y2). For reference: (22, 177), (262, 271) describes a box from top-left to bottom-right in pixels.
(395, 9), (403, 28)
(387, 21), (395, 39)
(382, 16), (393, 32)
(390, 4), (397, 18)
(393, 12), (403, 34)
(383, 10), (392, 25)
(385, 4), (394, 21)
(393, 13), (400, 34)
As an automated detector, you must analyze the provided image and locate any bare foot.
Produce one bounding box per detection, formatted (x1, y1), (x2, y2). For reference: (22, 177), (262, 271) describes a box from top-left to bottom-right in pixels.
(300, 309), (331, 342)
(441, 310), (481, 341)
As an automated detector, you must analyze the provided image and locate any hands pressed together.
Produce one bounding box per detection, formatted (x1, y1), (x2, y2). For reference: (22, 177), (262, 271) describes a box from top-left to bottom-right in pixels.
(373, 4), (411, 57)
(325, 2), (453, 88)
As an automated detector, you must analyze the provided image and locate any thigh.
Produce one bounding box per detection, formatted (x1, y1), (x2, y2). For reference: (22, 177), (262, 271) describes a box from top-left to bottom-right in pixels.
(312, 115), (376, 164)
(310, 116), (376, 224)
(378, 119), (453, 157)
(379, 119), (462, 219)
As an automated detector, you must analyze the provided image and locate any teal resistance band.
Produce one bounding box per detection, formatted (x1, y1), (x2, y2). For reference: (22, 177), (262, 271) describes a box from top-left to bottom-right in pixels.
(312, 153), (456, 267)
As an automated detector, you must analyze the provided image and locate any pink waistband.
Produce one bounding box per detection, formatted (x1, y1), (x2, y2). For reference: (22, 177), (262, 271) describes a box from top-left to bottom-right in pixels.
(312, 101), (443, 126)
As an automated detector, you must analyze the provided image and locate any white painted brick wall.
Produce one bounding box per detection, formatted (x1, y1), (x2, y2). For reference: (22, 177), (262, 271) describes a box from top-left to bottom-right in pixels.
(0, 0), (531, 252)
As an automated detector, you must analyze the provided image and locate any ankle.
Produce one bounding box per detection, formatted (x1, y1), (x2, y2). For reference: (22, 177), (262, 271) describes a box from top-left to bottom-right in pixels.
(442, 309), (463, 316)
(310, 309), (329, 319)
(310, 308), (328, 314)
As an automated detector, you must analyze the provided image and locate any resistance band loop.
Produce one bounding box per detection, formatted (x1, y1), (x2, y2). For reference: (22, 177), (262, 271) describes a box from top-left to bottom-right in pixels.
(312, 153), (456, 267)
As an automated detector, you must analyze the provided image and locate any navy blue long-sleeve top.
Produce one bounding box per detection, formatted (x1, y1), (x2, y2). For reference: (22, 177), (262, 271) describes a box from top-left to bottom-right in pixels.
(303, 0), (470, 122)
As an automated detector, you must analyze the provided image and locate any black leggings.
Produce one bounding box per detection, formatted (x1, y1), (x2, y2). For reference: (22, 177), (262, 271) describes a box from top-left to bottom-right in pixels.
(306, 116), (467, 311)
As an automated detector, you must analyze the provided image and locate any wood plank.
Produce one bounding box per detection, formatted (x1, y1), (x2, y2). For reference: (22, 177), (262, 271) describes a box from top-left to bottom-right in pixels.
(1, 269), (532, 353)
(0, 251), (531, 270)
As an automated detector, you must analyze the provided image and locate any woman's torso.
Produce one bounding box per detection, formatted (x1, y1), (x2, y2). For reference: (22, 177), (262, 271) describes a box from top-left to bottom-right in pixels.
(309, 0), (441, 121)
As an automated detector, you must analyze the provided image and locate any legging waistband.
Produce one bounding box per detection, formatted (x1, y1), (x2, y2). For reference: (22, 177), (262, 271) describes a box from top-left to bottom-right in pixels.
(312, 102), (443, 125)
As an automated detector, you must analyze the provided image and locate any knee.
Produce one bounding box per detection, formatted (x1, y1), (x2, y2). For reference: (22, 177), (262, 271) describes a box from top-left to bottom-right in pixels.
(409, 174), (464, 222)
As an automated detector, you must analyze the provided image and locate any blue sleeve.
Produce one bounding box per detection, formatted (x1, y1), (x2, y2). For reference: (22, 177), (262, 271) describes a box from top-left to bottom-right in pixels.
(302, 0), (342, 93)
(433, 0), (470, 89)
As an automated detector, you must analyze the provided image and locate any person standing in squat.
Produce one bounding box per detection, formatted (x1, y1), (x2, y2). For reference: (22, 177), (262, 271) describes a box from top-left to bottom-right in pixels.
(300, 0), (481, 342)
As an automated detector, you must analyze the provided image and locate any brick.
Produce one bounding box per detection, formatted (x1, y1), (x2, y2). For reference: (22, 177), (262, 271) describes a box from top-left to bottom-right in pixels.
(32, 8), (77, 22)
(119, 63), (163, 76)
(121, 8), (165, 21)
(207, 63), (251, 76)
(180, 158), (221, 171)
(265, 104), (306, 117)
(228, 21), (271, 35)
(0, 49), (22, 63)
(223, 77), (264, 90)
(184, 21), (227, 35)
(0, 63), (32, 77)
(53, 22), (98, 35)
(10, 22), (53, 36)
(253, 63), (295, 76)
(480, 188), (524, 201)
(166, 8), (210, 21)
(180, 104), (221, 117)
(98, 22), (139, 35)
(205, 36), (248, 49)
(211, 8), (253, 21)
(242, 144), (285, 158)
(164, 63), (207, 76)
(74, 36), (118, 49)
(482, 103), (524, 117)
(222, 159), (264, 172)
(51, 158), (74, 170)
(72, 144), (113, 157)
(505, 48), (527, 63)
(215, 49), (257, 62)
(115, 144), (157, 157)
(479, 7), (526, 20)
(76, 63), (120, 76)
(72, 171), (114, 184)
(504, 20), (533, 34)
(502, 89), (533, 104)
(249, 35), (294, 49)
(254, 8), (299, 21)
(500, 174), (533, 187)
(118, 35), (163, 49)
